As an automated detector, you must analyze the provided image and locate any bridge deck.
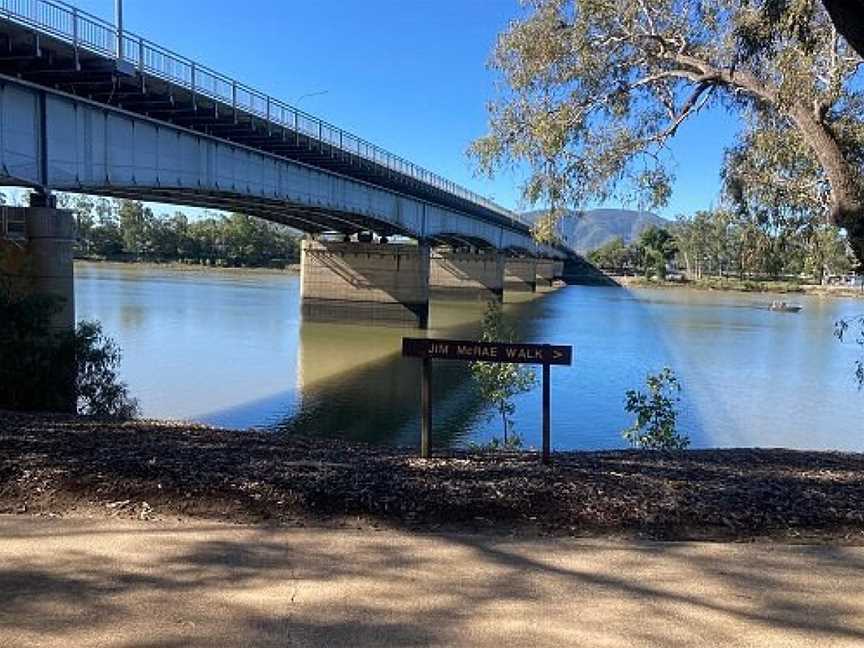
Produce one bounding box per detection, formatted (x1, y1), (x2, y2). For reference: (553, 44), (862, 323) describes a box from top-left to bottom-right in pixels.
(0, 0), (531, 237)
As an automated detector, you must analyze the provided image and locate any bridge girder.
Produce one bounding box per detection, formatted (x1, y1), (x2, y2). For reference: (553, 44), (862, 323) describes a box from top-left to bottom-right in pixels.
(0, 76), (567, 259)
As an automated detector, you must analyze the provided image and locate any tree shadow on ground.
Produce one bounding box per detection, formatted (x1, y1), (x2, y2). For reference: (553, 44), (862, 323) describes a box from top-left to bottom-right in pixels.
(3, 518), (864, 647)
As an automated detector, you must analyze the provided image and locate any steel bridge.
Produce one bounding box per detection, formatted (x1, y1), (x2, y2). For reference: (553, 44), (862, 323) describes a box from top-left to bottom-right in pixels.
(0, 0), (573, 258)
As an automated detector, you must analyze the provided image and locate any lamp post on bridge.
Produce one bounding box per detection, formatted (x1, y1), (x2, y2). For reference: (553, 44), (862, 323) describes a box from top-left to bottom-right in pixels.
(294, 90), (329, 106)
(115, 0), (124, 60)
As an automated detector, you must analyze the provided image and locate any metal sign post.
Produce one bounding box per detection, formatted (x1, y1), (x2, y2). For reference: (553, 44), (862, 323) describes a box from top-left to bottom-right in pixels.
(403, 338), (573, 463)
(421, 356), (431, 459)
(542, 362), (551, 464)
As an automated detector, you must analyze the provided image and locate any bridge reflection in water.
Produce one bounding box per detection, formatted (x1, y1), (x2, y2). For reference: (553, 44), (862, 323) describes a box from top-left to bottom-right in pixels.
(211, 296), (546, 448)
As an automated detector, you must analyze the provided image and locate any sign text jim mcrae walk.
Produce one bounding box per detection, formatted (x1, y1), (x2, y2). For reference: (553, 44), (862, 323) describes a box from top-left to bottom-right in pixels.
(401, 339), (572, 366)
(403, 337), (574, 464)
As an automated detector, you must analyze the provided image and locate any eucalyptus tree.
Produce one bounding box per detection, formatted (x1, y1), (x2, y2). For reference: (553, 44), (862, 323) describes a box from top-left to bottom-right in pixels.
(472, 0), (864, 264)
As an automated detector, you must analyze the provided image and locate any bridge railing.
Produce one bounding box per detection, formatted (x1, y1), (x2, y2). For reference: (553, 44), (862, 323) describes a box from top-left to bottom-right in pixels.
(0, 0), (533, 231)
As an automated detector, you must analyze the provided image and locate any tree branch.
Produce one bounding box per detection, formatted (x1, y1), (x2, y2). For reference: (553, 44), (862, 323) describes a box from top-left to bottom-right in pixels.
(648, 81), (715, 143)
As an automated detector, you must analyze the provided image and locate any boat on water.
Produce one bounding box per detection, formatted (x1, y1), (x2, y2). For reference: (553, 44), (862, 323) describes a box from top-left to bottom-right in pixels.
(768, 300), (803, 313)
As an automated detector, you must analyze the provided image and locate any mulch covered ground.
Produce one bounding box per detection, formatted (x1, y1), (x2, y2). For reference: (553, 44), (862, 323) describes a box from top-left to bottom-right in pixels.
(2, 411), (864, 542)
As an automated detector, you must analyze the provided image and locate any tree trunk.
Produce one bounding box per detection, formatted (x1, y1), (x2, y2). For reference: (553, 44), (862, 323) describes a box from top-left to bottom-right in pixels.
(666, 55), (864, 268)
(822, 1), (864, 59)
(788, 103), (864, 268)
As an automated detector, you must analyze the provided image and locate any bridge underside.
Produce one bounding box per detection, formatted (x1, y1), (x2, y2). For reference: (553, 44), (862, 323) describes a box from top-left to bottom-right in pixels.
(4, 203), (565, 331)
(0, 76), (565, 258)
(0, 75), (575, 330)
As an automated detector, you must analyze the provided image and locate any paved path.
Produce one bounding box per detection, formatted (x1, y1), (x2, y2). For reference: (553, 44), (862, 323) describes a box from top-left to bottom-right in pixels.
(2, 516), (864, 647)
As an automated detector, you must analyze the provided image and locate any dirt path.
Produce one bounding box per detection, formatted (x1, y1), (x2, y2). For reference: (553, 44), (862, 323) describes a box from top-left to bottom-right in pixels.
(3, 515), (864, 647)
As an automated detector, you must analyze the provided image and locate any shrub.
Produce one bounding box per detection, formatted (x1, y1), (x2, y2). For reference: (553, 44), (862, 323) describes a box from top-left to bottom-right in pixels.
(71, 321), (139, 419)
(0, 273), (138, 418)
(622, 368), (689, 450)
(470, 301), (536, 447)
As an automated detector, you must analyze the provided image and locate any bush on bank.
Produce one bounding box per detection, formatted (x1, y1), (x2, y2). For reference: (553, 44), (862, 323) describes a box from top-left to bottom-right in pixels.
(0, 272), (138, 418)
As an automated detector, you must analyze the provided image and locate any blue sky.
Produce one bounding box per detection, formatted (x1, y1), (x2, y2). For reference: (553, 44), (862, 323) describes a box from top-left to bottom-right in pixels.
(61, 0), (740, 219)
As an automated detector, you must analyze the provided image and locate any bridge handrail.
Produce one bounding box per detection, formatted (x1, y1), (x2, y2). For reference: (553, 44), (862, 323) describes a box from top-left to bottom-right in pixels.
(0, 0), (532, 231)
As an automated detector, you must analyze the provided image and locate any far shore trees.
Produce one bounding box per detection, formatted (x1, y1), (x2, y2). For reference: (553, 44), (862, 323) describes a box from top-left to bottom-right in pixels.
(637, 226), (678, 279)
(588, 237), (632, 270)
(585, 209), (853, 282)
(472, 0), (864, 267)
(673, 208), (852, 282)
(55, 194), (301, 268)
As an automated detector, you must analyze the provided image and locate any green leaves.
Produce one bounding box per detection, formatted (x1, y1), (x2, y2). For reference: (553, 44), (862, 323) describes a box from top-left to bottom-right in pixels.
(835, 315), (864, 390)
(71, 321), (139, 420)
(622, 368), (690, 450)
(672, 205), (852, 281)
(474, 0), (864, 261)
(637, 225), (677, 278)
(0, 268), (137, 418)
(588, 236), (631, 269)
(470, 301), (538, 446)
(57, 194), (301, 267)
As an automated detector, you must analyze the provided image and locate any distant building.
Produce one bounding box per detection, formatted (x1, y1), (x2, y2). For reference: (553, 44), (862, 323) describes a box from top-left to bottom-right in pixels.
(826, 273), (864, 288)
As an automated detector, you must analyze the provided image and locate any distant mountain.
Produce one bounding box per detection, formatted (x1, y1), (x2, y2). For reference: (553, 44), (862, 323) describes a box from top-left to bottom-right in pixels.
(522, 208), (669, 255)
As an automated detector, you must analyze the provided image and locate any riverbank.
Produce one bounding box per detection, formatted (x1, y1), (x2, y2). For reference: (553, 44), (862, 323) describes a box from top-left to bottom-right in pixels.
(3, 411), (864, 543)
(615, 274), (864, 299)
(74, 258), (300, 275)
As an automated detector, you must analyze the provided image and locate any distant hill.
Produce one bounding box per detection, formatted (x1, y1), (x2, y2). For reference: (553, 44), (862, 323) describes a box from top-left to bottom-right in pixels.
(522, 208), (669, 255)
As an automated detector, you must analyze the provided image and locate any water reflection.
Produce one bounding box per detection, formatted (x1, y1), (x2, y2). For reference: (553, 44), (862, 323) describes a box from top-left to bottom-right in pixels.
(74, 262), (864, 451)
(282, 320), (480, 446)
(216, 299), (548, 447)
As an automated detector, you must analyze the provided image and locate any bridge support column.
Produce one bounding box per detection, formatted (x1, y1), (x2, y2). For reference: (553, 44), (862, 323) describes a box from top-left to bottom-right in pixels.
(1, 203), (76, 413)
(300, 241), (430, 328)
(1, 205), (76, 333)
(429, 251), (504, 302)
(553, 260), (565, 279)
(536, 259), (556, 290)
(503, 258), (537, 293)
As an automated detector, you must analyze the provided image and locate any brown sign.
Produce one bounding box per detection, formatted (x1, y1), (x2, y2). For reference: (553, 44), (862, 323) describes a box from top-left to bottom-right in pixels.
(402, 338), (572, 366)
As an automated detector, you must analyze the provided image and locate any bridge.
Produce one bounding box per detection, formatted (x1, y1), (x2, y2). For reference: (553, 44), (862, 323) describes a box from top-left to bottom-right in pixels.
(0, 0), (576, 329)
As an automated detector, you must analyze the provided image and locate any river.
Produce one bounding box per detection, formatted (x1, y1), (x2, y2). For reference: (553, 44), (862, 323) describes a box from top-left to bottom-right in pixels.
(74, 261), (864, 451)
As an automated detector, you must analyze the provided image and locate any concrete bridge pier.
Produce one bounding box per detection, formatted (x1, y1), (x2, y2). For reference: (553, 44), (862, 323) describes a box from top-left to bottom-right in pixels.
(1, 201), (75, 333)
(536, 259), (557, 290)
(553, 260), (565, 280)
(300, 240), (430, 328)
(0, 199), (76, 413)
(429, 250), (504, 302)
(503, 258), (537, 293)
